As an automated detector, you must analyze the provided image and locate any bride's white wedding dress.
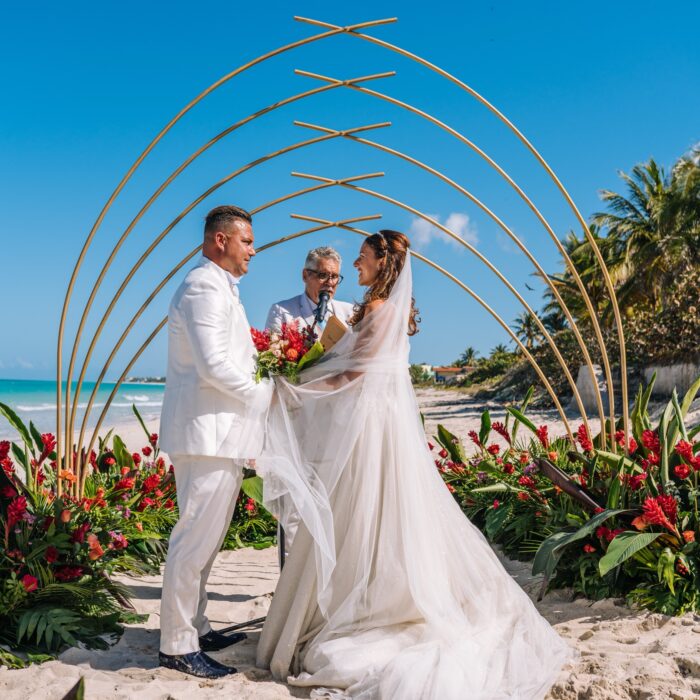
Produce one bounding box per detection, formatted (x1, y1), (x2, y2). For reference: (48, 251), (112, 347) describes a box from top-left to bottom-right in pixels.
(255, 259), (573, 699)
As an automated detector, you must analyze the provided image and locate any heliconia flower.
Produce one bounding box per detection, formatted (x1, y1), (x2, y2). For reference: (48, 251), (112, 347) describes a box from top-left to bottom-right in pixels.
(536, 425), (549, 449)
(674, 464), (691, 480)
(583, 544), (596, 554)
(576, 424), (593, 452)
(492, 422), (511, 445)
(641, 430), (660, 454)
(21, 575), (38, 592)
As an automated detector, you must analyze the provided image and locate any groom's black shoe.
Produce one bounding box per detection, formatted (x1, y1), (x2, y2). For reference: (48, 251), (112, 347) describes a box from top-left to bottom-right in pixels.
(199, 629), (248, 652)
(159, 650), (237, 678)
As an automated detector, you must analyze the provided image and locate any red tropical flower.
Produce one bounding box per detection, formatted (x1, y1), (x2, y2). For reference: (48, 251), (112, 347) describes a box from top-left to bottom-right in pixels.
(675, 440), (695, 462)
(1, 457), (14, 477)
(46, 546), (59, 563)
(642, 496), (676, 532)
(674, 464), (691, 480)
(583, 544), (596, 554)
(70, 521), (90, 544)
(138, 497), (156, 511)
(149, 433), (159, 447)
(114, 477), (135, 491)
(492, 421), (511, 445)
(517, 491), (530, 501)
(502, 462), (515, 475)
(576, 424), (593, 452)
(641, 430), (660, 454)
(142, 474), (161, 493)
(0, 440), (10, 459)
(21, 575), (38, 592)
(55, 566), (84, 582)
(517, 475), (536, 489)
(142, 446), (152, 457)
(438, 448), (448, 459)
(87, 533), (105, 560)
(7, 495), (28, 527)
(467, 431), (482, 448)
(487, 444), (500, 456)
(536, 425), (549, 449)
(493, 499), (500, 509)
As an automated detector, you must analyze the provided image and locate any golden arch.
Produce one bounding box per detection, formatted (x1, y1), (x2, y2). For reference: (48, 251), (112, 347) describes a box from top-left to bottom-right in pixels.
(57, 16), (629, 496)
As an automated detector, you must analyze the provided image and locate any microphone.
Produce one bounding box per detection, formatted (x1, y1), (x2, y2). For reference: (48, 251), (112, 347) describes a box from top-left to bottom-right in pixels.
(315, 290), (330, 326)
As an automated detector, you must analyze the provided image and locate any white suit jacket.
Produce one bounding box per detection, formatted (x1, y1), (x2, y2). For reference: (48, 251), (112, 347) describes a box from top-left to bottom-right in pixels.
(265, 293), (354, 332)
(160, 257), (272, 459)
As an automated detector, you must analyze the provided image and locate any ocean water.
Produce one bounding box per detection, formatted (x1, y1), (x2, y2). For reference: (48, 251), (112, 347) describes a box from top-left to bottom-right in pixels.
(0, 379), (165, 441)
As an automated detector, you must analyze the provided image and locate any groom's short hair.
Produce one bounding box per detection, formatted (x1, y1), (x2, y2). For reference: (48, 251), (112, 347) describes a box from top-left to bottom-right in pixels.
(304, 246), (342, 270)
(204, 205), (252, 237)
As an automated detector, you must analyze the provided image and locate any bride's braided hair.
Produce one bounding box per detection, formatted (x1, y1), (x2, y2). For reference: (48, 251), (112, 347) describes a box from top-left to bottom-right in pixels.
(349, 229), (420, 335)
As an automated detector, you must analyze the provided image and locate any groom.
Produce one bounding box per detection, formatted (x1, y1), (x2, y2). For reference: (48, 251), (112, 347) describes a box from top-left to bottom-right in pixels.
(158, 205), (273, 678)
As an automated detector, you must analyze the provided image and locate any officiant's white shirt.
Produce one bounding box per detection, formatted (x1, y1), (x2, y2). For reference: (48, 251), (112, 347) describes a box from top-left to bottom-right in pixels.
(265, 293), (354, 332)
(160, 256), (272, 459)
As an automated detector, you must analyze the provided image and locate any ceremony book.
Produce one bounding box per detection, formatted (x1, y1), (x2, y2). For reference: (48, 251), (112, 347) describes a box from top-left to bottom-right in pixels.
(319, 315), (347, 351)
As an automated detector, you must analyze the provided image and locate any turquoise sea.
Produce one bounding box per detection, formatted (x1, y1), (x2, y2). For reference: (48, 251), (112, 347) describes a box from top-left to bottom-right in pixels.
(0, 379), (165, 440)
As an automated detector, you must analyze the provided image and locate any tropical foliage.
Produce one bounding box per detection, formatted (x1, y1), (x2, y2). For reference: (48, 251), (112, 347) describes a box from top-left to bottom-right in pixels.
(435, 375), (700, 615)
(0, 403), (274, 666)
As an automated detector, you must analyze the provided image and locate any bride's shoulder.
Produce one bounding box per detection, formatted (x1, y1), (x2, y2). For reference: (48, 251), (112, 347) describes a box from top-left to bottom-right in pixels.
(364, 299), (385, 315)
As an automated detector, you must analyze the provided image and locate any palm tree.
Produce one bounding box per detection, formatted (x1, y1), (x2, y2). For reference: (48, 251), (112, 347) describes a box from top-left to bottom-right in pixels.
(454, 346), (479, 367)
(490, 343), (509, 357)
(511, 312), (543, 350)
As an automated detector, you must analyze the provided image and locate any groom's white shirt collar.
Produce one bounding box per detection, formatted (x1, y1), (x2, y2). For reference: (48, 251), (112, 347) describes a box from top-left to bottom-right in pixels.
(200, 255), (241, 287)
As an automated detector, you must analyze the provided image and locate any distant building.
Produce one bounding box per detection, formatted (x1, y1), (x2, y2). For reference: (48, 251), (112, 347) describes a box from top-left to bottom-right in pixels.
(433, 366), (470, 383)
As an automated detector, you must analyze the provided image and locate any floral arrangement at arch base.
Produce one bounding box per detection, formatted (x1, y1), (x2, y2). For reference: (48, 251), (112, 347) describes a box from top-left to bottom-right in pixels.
(434, 373), (700, 616)
(0, 403), (275, 668)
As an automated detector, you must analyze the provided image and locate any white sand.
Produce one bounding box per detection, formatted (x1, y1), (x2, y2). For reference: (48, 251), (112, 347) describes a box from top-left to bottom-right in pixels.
(2, 389), (700, 698)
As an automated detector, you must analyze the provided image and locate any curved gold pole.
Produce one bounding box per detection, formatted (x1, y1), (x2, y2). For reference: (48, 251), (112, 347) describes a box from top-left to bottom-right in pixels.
(291, 172), (591, 436)
(55, 17), (398, 483)
(66, 123), (391, 473)
(64, 77), (393, 473)
(296, 14), (629, 447)
(76, 178), (384, 489)
(86, 218), (574, 467)
(295, 69), (609, 435)
(297, 122), (609, 445)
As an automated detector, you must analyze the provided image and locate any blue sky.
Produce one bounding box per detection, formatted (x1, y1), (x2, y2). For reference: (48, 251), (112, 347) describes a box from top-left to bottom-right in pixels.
(1, 0), (698, 380)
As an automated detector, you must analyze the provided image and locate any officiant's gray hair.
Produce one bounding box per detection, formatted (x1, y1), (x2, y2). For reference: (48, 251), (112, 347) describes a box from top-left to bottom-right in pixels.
(304, 246), (342, 270)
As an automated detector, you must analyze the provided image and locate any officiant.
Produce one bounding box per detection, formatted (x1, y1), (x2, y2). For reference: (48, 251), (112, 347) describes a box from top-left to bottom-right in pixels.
(265, 246), (353, 333)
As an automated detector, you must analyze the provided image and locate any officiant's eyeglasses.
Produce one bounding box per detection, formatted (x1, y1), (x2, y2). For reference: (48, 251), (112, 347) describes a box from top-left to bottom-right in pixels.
(305, 269), (344, 284)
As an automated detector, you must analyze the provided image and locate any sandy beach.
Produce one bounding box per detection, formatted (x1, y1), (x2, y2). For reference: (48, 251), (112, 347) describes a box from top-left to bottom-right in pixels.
(2, 388), (700, 698)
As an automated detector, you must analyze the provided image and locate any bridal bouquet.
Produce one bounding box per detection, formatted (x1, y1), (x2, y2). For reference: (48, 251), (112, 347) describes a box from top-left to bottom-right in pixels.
(250, 321), (323, 383)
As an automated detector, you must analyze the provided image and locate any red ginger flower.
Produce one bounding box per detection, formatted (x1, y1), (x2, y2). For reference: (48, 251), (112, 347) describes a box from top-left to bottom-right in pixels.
(518, 475), (536, 489)
(675, 440), (695, 462)
(1, 457), (14, 477)
(642, 496), (677, 532)
(142, 474), (161, 493)
(7, 495), (28, 527)
(132, 453), (141, 467)
(0, 440), (10, 459)
(641, 430), (660, 454)
(250, 327), (271, 351)
(468, 431), (482, 448)
(114, 477), (135, 491)
(149, 433), (158, 447)
(656, 494), (677, 524)
(492, 421), (511, 445)
(675, 464), (691, 480)
(536, 425), (549, 449)
(576, 424), (593, 452)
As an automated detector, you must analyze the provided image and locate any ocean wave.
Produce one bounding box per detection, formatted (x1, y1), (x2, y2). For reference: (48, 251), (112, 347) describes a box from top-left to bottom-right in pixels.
(122, 394), (152, 402)
(112, 401), (162, 408)
(17, 402), (107, 411)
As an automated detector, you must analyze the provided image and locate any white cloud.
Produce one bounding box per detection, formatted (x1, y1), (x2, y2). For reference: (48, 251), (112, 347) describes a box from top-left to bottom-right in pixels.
(16, 358), (33, 369)
(409, 213), (478, 250)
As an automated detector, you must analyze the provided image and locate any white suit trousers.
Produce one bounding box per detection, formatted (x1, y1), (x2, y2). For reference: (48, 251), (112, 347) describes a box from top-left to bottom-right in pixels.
(159, 454), (243, 655)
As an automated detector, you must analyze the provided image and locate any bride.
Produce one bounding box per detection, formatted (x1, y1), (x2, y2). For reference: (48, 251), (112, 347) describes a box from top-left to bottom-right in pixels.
(255, 230), (573, 699)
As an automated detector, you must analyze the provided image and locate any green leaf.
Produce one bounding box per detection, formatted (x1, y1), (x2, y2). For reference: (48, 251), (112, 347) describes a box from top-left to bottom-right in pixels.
(657, 547), (676, 594)
(61, 677), (85, 700)
(532, 508), (629, 579)
(598, 531), (662, 576)
(509, 387), (534, 443)
(297, 341), (324, 372)
(680, 374), (700, 418)
(0, 401), (33, 447)
(470, 483), (519, 493)
(131, 404), (152, 443)
(435, 424), (467, 463)
(478, 410), (492, 447)
(29, 421), (45, 455)
(241, 476), (264, 505)
(658, 404), (673, 486)
(671, 389), (689, 442)
(506, 406), (538, 437)
(112, 435), (134, 470)
(484, 500), (512, 540)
